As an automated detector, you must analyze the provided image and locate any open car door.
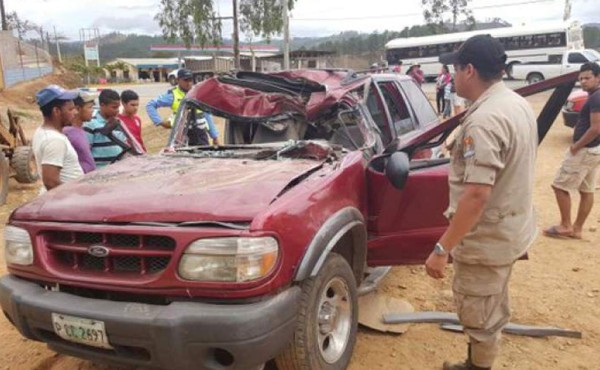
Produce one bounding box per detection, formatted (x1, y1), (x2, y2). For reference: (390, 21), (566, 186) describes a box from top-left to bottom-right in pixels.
(366, 71), (580, 266)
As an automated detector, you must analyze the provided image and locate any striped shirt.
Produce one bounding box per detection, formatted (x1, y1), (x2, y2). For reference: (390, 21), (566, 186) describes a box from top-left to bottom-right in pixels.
(83, 115), (128, 168)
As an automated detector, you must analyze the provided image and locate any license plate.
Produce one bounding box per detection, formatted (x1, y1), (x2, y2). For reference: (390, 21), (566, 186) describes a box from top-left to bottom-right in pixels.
(52, 313), (112, 349)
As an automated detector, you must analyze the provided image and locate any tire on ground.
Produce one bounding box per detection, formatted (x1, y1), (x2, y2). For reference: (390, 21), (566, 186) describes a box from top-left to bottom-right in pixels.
(275, 253), (358, 370)
(527, 72), (545, 85)
(12, 146), (39, 184)
(0, 151), (10, 205)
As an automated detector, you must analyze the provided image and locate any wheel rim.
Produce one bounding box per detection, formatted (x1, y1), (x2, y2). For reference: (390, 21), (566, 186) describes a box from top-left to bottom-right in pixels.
(317, 277), (352, 364)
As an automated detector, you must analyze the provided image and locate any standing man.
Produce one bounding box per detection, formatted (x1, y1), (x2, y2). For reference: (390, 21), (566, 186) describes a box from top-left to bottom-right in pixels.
(407, 63), (425, 86)
(146, 68), (220, 146)
(32, 85), (84, 191)
(544, 62), (600, 239)
(84, 89), (131, 168)
(63, 92), (97, 173)
(426, 35), (538, 370)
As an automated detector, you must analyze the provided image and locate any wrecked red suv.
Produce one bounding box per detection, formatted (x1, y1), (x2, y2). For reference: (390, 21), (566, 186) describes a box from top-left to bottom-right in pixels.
(2, 69), (555, 370)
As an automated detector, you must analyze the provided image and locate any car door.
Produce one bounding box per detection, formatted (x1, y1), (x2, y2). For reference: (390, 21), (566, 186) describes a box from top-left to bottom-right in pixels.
(364, 78), (449, 266)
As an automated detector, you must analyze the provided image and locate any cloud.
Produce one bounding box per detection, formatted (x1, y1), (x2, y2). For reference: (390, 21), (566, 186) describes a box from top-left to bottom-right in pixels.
(92, 14), (162, 34)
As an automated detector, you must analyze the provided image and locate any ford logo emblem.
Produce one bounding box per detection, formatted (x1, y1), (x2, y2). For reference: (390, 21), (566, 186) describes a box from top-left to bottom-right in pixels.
(88, 245), (110, 258)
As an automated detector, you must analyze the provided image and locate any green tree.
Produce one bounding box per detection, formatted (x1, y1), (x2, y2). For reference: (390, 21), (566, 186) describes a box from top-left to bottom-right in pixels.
(155, 0), (297, 47)
(422, 0), (475, 33)
(155, 0), (222, 47)
(239, 0), (296, 41)
(6, 11), (36, 40)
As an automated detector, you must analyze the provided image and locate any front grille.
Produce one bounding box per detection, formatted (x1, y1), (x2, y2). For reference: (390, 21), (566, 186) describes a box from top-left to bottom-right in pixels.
(45, 231), (176, 276)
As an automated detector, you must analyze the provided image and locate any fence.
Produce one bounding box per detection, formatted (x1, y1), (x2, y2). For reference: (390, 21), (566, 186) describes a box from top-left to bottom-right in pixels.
(0, 31), (54, 90)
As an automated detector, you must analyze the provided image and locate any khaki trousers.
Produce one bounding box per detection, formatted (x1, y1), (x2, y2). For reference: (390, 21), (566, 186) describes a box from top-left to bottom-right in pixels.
(452, 261), (514, 368)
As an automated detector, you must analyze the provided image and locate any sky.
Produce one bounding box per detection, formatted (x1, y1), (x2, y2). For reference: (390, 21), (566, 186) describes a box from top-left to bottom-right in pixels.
(3, 0), (599, 42)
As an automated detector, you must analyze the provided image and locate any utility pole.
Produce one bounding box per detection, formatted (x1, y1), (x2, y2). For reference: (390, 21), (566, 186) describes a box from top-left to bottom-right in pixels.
(54, 26), (62, 63)
(563, 0), (572, 21)
(282, 0), (290, 70)
(232, 0), (240, 70)
(0, 0), (7, 31)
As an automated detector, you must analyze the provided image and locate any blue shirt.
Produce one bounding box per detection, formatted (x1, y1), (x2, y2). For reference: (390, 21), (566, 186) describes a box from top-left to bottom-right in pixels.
(146, 90), (219, 139)
(84, 115), (128, 168)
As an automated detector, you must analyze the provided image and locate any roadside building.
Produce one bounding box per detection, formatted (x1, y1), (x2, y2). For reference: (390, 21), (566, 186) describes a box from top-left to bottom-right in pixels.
(104, 58), (180, 83)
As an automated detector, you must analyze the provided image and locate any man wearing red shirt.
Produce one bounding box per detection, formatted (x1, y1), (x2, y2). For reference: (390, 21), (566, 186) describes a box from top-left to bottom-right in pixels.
(118, 90), (146, 152)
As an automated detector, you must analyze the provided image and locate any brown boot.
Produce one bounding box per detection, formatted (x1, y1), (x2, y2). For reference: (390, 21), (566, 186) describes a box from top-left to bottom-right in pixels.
(442, 361), (490, 370)
(443, 344), (491, 370)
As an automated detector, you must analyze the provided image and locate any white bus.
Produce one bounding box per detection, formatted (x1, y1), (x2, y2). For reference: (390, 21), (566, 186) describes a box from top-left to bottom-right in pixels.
(385, 21), (584, 79)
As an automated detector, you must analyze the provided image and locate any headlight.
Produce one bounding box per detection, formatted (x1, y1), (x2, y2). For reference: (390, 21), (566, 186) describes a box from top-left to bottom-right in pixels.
(4, 226), (33, 266)
(565, 101), (574, 111)
(179, 237), (278, 282)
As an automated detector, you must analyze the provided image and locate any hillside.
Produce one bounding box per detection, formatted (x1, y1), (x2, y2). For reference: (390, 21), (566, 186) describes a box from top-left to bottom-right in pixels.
(48, 22), (600, 62)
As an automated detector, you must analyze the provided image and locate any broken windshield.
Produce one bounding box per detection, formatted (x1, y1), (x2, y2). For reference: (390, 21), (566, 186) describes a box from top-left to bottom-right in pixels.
(167, 98), (377, 157)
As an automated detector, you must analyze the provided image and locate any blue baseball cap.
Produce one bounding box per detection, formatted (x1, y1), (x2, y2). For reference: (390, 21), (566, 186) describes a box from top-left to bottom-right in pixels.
(36, 85), (79, 107)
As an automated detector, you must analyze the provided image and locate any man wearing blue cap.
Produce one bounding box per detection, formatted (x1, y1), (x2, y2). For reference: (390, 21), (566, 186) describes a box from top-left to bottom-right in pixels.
(32, 85), (84, 191)
(146, 68), (220, 146)
(425, 35), (538, 370)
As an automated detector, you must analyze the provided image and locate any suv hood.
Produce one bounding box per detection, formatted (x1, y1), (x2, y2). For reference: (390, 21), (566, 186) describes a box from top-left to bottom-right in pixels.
(13, 154), (324, 223)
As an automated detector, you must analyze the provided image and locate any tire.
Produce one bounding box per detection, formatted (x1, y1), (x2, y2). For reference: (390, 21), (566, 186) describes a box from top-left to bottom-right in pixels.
(527, 73), (544, 85)
(12, 146), (39, 184)
(275, 253), (358, 370)
(0, 152), (9, 205)
(169, 76), (177, 86)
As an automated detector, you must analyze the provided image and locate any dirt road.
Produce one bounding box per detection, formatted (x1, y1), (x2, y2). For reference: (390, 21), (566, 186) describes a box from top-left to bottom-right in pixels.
(0, 85), (598, 370)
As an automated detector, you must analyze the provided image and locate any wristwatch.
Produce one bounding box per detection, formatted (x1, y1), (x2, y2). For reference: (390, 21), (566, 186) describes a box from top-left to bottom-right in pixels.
(433, 242), (448, 256)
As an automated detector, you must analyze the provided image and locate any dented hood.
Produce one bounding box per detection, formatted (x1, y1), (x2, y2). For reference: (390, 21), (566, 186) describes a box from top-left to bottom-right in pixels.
(13, 155), (323, 223)
(189, 70), (369, 121)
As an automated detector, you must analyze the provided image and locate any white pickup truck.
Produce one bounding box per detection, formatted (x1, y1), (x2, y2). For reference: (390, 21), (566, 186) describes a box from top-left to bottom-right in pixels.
(512, 49), (600, 84)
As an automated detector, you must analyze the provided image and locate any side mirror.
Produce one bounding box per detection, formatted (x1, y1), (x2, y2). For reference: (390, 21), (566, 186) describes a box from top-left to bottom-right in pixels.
(385, 152), (410, 189)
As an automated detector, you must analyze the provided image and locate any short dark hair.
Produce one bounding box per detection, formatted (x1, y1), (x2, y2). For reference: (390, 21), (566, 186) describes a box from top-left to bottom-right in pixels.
(40, 99), (70, 118)
(580, 62), (600, 76)
(73, 96), (85, 107)
(99, 89), (120, 105)
(120, 90), (139, 104)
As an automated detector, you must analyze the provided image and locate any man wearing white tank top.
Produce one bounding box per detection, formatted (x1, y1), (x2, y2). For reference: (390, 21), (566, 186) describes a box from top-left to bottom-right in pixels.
(32, 85), (83, 192)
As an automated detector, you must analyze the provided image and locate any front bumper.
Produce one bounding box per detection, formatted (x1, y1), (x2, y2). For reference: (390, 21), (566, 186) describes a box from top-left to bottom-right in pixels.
(562, 109), (579, 128)
(0, 275), (300, 370)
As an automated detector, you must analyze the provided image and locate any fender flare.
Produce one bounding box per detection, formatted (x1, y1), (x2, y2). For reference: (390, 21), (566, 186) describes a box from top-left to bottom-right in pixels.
(294, 207), (367, 282)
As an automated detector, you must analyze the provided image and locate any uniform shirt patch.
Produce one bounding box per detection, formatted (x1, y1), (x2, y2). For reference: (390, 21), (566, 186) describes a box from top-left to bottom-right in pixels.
(463, 136), (475, 158)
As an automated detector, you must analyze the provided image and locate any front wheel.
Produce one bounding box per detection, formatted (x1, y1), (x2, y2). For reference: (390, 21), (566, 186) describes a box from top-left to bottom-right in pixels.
(527, 72), (544, 85)
(275, 253), (358, 370)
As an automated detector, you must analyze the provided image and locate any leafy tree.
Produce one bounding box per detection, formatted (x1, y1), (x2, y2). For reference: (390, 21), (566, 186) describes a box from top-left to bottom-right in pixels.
(422, 0), (475, 33)
(6, 11), (37, 40)
(239, 0), (295, 41)
(155, 0), (297, 47)
(155, 0), (222, 47)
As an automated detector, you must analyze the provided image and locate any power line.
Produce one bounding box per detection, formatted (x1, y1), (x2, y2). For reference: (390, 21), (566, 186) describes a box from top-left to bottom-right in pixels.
(292, 0), (554, 21)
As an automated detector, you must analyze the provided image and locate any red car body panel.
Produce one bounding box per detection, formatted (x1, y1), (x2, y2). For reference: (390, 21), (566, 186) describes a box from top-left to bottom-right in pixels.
(569, 90), (588, 112)
(12, 155), (323, 223)
(5, 70), (578, 301)
(190, 70), (372, 121)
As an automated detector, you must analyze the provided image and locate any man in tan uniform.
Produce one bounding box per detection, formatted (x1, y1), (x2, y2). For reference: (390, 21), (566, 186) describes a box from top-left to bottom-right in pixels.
(425, 35), (538, 370)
